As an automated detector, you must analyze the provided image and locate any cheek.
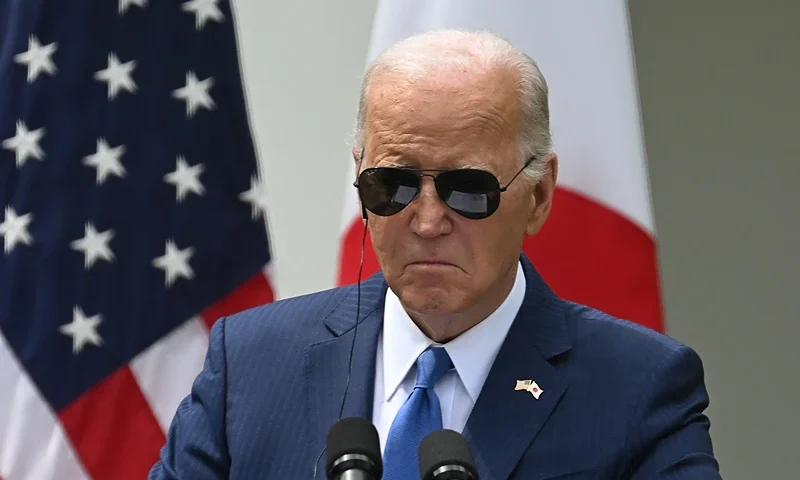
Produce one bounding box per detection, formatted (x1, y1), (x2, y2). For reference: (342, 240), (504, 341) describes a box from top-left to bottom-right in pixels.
(473, 213), (526, 260)
(368, 217), (403, 260)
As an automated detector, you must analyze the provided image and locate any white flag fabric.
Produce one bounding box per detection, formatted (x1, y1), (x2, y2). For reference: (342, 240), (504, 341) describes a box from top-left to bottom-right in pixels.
(337, 0), (663, 332)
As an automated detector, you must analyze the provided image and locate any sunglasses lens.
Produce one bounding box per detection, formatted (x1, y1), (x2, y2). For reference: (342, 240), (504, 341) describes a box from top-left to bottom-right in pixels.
(357, 168), (420, 216)
(436, 169), (501, 219)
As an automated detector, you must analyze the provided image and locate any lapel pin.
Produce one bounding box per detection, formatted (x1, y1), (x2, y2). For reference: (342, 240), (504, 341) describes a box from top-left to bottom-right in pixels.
(515, 379), (543, 399)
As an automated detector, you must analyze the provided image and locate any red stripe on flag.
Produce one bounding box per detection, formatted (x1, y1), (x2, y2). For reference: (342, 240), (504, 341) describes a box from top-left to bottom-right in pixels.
(523, 188), (663, 332)
(337, 221), (380, 288)
(59, 366), (165, 480)
(336, 187), (663, 332)
(200, 270), (275, 330)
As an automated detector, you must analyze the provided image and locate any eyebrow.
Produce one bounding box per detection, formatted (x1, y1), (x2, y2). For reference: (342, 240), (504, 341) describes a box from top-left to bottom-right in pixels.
(368, 149), (498, 174)
(378, 160), (495, 172)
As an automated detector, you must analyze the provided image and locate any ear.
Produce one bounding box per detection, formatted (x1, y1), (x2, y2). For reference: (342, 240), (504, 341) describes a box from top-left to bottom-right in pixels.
(525, 154), (558, 236)
(351, 145), (368, 222)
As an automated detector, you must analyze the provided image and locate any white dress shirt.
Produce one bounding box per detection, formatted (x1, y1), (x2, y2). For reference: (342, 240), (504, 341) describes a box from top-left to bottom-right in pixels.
(371, 261), (526, 453)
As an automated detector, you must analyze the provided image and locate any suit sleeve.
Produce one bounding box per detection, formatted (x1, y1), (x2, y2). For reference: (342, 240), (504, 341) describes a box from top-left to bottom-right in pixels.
(148, 317), (231, 480)
(628, 345), (722, 479)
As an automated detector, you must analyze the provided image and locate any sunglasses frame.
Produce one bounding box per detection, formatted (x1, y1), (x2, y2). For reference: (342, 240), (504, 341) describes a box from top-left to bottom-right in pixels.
(353, 149), (536, 219)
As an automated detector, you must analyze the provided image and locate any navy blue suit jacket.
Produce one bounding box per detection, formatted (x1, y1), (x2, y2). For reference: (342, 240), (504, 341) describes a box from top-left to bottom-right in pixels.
(149, 255), (721, 479)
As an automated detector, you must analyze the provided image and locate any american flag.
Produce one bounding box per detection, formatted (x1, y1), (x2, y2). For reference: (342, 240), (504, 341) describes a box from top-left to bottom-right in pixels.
(0, 1), (275, 478)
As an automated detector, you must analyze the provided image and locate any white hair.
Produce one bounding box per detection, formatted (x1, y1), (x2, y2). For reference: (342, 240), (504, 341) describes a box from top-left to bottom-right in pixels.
(354, 29), (552, 182)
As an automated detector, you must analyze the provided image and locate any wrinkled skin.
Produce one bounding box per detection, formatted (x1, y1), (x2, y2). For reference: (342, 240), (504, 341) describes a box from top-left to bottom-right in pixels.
(356, 63), (558, 342)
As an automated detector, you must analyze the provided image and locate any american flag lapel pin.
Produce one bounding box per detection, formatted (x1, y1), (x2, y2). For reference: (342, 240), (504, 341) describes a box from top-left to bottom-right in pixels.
(515, 379), (543, 399)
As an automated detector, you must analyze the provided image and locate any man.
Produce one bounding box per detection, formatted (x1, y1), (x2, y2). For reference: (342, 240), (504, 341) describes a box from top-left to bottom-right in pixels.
(149, 29), (721, 479)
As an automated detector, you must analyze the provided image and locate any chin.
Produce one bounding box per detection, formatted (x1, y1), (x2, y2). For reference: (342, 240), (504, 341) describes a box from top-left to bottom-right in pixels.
(398, 283), (467, 316)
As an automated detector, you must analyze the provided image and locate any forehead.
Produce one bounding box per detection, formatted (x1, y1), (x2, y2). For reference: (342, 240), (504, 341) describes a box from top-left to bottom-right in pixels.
(363, 66), (520, 170)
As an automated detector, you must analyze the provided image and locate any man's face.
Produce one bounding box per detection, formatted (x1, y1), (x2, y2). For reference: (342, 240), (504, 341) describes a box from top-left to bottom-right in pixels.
(359, 66), (555, 323)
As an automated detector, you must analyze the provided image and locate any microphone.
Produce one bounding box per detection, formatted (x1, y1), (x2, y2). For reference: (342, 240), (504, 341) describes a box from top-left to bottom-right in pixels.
(418, 429), (479, 480)
(325, 417), (383, 480)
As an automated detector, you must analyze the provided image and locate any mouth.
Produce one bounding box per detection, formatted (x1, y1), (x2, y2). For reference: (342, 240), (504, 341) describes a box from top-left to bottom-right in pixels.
(409, 260), (457, 267)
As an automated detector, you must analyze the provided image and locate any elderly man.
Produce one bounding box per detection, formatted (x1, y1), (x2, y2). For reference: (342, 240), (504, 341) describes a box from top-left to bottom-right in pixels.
(149, 30), (721, 479)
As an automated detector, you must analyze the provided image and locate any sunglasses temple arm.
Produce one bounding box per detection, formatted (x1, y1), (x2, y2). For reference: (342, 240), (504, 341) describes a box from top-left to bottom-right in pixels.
(500, 156), (535, 191)
(501, 166), (525, 191)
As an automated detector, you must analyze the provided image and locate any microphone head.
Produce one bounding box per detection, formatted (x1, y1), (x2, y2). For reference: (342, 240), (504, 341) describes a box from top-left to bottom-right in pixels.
(325, 417), (382, 478)
(419, 429), (479, 480)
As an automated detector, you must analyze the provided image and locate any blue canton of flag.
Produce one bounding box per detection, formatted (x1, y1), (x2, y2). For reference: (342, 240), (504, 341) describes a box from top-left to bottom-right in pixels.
(0, 1), (274, 478)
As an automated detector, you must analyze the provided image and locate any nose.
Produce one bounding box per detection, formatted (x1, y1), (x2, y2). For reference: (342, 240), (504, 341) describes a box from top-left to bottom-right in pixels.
(409, 175), (453, 238)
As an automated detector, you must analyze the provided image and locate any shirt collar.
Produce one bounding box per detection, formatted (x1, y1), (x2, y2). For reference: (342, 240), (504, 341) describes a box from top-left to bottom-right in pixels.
(382, 261), (526, 402)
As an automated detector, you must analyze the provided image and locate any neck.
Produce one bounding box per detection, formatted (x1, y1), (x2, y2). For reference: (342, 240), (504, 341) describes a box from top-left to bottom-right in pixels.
(408, 263), (518, 343)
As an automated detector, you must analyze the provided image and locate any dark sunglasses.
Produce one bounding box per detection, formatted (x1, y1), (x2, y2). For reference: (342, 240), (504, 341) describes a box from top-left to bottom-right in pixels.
(354, 155), (535, 220)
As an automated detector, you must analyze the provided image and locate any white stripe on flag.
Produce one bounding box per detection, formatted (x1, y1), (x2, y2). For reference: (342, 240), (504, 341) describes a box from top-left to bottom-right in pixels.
(0, 333), (90, 480)
(340, 162), (360, 233)
(263, 261), (277, 299)
(130, 317), (209, 433)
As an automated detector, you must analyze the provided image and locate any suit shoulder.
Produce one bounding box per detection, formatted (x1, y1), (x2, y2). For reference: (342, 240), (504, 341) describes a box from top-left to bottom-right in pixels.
(563, 301), (693, 370)
(215, 283), (357, 347)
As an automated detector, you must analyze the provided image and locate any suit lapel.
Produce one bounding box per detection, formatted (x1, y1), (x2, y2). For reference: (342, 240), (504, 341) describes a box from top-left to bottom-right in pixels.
(305, 273), (387, 478)
(462, 257), (572, 480)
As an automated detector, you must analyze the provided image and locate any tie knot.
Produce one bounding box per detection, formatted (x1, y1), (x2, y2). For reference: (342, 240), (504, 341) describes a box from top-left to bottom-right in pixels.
(414, 347), (453, 389)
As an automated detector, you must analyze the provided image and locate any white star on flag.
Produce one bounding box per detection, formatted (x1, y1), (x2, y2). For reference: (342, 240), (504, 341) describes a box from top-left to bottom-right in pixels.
(59, 306), (103, 355)
(119, 0), (148, 14)
(239, 175), (270, 220)
(182, 0), (224, 30)
(70, 223), (115, 269)
(153, 240), (195, 287)
(0, 206), (34, 253)
(94, 53), (137, 99)
(13, 35), (58, 82)
(172, 71), (215, 118)
(164, 155), (205, 202)
(2, 121), (45, 168)
(83, 138), (126, 184)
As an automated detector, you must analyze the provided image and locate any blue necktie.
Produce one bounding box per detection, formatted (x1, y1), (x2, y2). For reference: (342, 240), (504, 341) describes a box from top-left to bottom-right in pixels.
(383, 347), (454, 480)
